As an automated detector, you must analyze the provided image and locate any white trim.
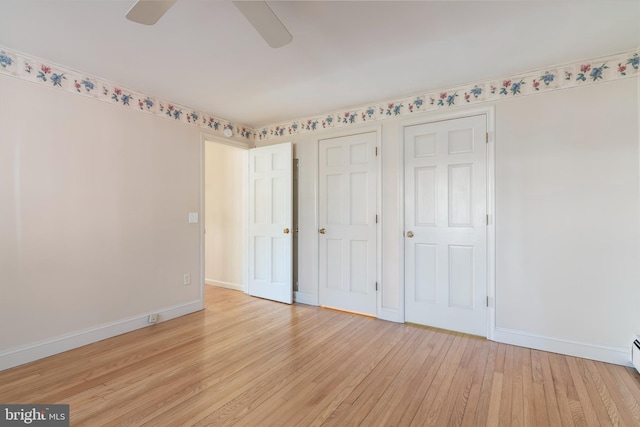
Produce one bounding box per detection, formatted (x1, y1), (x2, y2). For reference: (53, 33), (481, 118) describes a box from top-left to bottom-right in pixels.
(396, 120), (406, 322)
(199, 134), (206, 309)
(242, 149), (249, 294)
(375, 124), (383, 321)
(494, 327), (632, 367)
(205, 280), (243, 292)
(0, 300), (202, 371)
(294, 291), (318, 306)
(398, 106), (496, 338)
(485, 108), (496, 341)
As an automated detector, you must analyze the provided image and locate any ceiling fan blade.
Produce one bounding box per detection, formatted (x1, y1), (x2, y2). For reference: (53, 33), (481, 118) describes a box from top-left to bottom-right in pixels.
(126, 0), (177, 25)
(233, 1), (292, 48)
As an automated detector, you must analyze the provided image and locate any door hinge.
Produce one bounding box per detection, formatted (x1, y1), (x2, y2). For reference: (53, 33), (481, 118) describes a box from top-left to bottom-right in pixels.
(375, 146), (378, 156)
(486, 214), (489, 225)
(375, 282), (378, 291)
(485, 132), (489, 144)
(486, 296), (489, 307)
(375, 214), (379, 224)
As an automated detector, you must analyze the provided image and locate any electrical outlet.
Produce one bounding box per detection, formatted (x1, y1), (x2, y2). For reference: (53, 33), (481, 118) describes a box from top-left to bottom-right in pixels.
(148, 313), (158, 324)
(183, 273), (191, 286)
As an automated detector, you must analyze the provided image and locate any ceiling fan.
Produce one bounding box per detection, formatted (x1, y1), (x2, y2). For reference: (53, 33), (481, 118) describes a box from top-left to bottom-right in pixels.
(125, 0), (293, 48)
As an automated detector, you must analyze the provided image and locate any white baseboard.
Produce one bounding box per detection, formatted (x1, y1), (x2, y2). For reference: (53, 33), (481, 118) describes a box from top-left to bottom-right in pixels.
(494, 327), (632, 367)
(294, 291), (317, 306)
(0, 300), (202, 371)
(205, 279), (243, 292)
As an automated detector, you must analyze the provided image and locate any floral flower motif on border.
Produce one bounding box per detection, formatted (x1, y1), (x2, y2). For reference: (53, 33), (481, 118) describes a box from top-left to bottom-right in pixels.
(618, 63), (627, 76)
(187, 112), (199, 123)
(51, 72), (66, 87)
(240, 127), (252, 138)
(437, 92), (457, 106)
(165, 104), (182, 120)
(362, 107), (376, 120)
(322, 116), (333, 128)
(342, 112), (356, 124)
(208, 118), (220, 130)
(37, 65), (51, 82)
(408, 98), (425, 112)
(463, 86), (483, 102)
(140, 97), (154, 110)
(589, 63), (608, 81)
(385, 103), (403, 116)
(74, 79), (95, 93)
(0, 50), (13, 68)
(305, 119), (319, 130)
(534, 72), (555, 90)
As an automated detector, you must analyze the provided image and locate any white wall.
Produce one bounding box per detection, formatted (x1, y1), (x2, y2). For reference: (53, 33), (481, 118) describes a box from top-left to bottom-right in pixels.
(0, 75), (203, 369)
(261, 77), (640, 365)
(204, 142), (245, 290)
(494, 78), (640, 362)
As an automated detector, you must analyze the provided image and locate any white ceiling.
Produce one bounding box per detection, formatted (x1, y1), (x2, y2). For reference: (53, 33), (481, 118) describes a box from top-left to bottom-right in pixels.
(0, 1), (638, 128)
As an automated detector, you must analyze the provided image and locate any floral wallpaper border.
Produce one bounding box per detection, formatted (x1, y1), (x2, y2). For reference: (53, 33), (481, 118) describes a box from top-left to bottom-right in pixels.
(256, 50), (639, 141)
(0, 46), (638, 143)
(0, 45), (255, 140)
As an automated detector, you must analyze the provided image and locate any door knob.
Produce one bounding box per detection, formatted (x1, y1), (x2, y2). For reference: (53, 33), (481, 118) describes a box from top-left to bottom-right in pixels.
(283, 228), (290, 234)
(319, 228), (326, 234)
(406, 231), (414, 238)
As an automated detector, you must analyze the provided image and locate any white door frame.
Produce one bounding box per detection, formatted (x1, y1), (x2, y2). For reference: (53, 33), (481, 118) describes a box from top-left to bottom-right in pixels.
(397, 107), (496, 339)
(313, 125), (382, 317)
(200, 133), (252, 306)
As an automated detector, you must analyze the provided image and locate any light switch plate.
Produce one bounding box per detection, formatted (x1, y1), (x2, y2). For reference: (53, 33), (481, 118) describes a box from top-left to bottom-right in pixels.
(188, 212), (198, 223)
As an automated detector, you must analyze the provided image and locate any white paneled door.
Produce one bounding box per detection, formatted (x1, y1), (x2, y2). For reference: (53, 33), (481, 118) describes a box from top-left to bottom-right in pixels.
(319, 133), (377, 316)
(404, 115), (487, 336)
(248, 142), (293, 304)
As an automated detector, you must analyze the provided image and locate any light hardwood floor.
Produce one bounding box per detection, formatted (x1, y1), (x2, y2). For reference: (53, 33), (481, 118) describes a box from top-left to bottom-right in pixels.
(1, 285), (639, 426)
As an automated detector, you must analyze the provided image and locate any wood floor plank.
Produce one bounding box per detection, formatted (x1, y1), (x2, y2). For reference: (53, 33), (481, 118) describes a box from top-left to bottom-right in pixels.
(436, 336), (484, 427)
(539, 350), (564, 426)
(409, 334), (470, 426)
(359, 328), (446, 427)
(530, 350), (551, 427)
(287, 324), (406, 426)
(467, 340), (499, 427)
(0, 285), (639, 426)
(461, 340), (495, 426)
(499, 344), (516, 426)
(566, 356), (601, 426)
(383, 330), (455, 426)
(605, 363), (640, 425)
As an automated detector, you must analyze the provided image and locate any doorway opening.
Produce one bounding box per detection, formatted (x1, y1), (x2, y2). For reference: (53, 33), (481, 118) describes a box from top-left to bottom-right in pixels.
(204, 140), (248, 292)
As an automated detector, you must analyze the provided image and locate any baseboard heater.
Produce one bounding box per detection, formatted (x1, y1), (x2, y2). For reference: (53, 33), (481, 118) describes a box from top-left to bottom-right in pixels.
(633, 336), (640, 374)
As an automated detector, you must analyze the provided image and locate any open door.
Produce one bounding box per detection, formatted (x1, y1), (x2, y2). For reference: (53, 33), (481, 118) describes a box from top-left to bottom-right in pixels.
(248, 142), (293, 304)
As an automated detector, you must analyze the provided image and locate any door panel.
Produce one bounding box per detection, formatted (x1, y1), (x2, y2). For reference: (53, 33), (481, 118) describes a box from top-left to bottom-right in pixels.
(248, 142), (292, 304)
(319, 132), (377, 315)
(404, 115), (487, 336)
